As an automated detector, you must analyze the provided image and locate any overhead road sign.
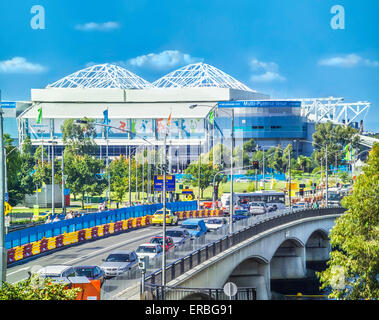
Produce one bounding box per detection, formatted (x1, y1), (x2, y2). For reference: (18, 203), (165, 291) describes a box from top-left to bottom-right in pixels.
(154, 175), (176, 192)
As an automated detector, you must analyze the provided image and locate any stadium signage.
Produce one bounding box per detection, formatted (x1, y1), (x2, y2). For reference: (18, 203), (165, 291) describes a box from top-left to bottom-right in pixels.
(218, 100), (301, 108)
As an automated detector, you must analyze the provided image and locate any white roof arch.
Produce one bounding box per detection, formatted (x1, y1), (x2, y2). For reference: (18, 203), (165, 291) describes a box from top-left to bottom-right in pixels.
(153, 62), (255, 92)
(46, 63), (155, 89)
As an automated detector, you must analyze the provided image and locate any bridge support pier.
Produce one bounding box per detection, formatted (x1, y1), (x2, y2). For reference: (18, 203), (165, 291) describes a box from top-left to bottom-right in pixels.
(227, 257), (271, 300)
(270, 243), (306, 279)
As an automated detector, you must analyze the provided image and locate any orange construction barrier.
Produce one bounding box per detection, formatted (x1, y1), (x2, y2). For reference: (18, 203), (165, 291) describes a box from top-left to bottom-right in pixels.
(73, 279), (101, 300)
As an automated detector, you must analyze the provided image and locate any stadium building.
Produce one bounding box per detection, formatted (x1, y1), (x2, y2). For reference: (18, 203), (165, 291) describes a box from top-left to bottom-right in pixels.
(16, 62), (370, 171)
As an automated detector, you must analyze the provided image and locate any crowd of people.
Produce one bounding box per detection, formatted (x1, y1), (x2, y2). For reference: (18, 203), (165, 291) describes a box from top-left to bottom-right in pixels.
(45, 210), (83, 224)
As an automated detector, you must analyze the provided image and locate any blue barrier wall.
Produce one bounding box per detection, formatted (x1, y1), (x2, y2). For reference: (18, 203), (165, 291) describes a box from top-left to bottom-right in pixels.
(5, 201), (197, 249)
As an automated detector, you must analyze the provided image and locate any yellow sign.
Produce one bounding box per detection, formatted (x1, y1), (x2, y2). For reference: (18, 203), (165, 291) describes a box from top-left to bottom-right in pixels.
(4, 202), (12, 215)
(187, 194), (194, 200)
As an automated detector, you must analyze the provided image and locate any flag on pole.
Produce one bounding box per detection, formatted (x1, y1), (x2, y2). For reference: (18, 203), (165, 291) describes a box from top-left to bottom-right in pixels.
(103, 109), (110, 125)
(209, 110), (214, 125)
(36, 107), (42, 124)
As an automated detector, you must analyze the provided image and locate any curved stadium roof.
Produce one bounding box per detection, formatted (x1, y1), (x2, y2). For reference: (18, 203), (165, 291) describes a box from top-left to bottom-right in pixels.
(46, 63), (155, 89)
(153, 62), (254, 92)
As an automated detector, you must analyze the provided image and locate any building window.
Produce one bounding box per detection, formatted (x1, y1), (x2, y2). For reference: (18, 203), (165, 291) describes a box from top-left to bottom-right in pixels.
(271, 126), (281, 129)
(252, 126), (264, 130)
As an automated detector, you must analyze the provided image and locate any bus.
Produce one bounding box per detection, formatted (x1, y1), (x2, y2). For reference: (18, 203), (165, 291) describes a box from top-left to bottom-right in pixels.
(221, 190), (286, 212)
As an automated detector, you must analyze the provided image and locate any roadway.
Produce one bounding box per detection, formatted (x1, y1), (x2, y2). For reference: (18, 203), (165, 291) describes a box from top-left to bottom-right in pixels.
(6, 224), (179, 284)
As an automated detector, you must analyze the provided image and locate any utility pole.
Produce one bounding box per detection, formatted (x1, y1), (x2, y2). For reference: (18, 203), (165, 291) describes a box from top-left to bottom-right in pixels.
(229, 109), (234, 234)
(288, 148), (292, 209)
(129, 145), (131, 206)
(325, 145), (328, 207)
(198, 141), (201, 210)
(51, 139), (55, 215)
(0, 90), (7, 284)
(262, 148), (265, 190)
(162, 134), (167, 299)
(61, 151), (65, 214)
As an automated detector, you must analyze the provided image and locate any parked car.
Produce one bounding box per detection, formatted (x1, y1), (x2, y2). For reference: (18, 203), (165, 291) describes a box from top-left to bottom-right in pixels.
(165, 228), (191, 246)
(236, 178), (250, 183)
(136, 243), (163, 260)
(181, 219), (208, 239)
(232, 209), (250, 222)
(100, 250), (138, 278)
(205, 217), (228, 231)
(151, 209), (178, 226)
(73, 265), (105, 285)
(149, 236), (175, 252)
(249, 202), (267, 215)
(36, 265), (76, 280)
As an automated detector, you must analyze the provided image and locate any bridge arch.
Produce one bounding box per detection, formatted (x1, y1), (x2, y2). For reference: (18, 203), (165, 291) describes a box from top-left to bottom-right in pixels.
(225, 255), (270, 300)
(270, 238), (306, 280)
(305, 229), (331, 263)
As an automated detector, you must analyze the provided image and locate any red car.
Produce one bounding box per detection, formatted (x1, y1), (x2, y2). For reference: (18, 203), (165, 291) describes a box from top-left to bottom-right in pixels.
(149, 236), (175, 252)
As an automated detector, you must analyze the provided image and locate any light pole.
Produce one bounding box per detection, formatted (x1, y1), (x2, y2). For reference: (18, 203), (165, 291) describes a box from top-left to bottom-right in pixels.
(47, 139), (58, 215)
(0, 90), (6, 284)
(75, 120), (153, 206)
(189, 104), (235, 233)
(197, 141), (201, 210)
(61, 152), (65, 214)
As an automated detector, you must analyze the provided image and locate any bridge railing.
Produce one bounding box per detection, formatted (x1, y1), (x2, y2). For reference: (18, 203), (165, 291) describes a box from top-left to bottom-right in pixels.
(144, 207), (345, 288)
(144, 283), (257, 300)
(101, 206), (345, 300)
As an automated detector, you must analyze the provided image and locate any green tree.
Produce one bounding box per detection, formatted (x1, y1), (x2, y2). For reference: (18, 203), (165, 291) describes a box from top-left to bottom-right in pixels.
(312, 122), (360, 167)
(317, 143), (379, 300)
(64, 153), (107, 208)
(61, 118), (97, 155)
(6, 137), (36, 206)
(0, 274), (81, 300)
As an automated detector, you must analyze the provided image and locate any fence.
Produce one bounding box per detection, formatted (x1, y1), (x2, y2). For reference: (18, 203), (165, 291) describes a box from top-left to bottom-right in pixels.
(145, 283), (257, 300)
(142, 207), (346, 294)
(6, 201), (226, 266)
(101, 206), (344, 300)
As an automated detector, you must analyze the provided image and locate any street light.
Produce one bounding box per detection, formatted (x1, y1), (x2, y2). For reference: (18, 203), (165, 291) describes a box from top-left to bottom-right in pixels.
(189, 103), (234, 234)
(0, 90), (6, 284)
(75, 120), (154, 207)
(46, 140), (58, 215)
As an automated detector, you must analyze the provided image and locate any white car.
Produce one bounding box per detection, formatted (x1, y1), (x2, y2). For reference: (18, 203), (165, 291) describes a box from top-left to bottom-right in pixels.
(249, 202), (267, 215)
(205, 217), (228, 231)
(236, 178), (250, 183)
(36, 265), (76, 279)
(136, 243), (163, 261)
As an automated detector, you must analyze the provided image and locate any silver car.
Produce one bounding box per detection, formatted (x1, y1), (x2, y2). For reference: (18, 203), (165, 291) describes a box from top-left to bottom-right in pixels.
(100, 250), (138, 278)
(249, 202), (267, 215)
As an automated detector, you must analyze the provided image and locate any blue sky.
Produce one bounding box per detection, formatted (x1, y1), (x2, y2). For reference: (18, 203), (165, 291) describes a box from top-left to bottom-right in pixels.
(0, 0), (378, 131)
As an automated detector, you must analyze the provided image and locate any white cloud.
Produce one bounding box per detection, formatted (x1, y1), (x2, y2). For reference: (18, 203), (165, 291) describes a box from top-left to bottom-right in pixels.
(75, 21), (120, 31)
(251, 71), (286, 83)
(318, 54), (379, 68)
(249, 58), (286, 83)
(0, 57), (47, 74)
(126, 50), (203, 70)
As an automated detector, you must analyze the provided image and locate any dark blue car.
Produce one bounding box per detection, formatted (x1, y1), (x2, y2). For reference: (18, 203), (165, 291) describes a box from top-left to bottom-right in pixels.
(74, 265), (105, 286)
(232, 209), (250, 222)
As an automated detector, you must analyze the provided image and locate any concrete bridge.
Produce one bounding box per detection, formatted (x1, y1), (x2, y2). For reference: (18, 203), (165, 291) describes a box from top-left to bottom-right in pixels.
(160, 207), (345, 300)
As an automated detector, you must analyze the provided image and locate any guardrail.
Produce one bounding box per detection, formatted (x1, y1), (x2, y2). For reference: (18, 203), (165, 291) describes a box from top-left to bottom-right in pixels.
(100, 206), (345, 300)
(6, 203), (224, 266)
(144, 207), (346, 288)
(144, 283), (257, 300)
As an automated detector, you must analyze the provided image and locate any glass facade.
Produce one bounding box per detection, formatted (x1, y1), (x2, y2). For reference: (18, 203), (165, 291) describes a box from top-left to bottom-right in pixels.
(23, 100), (310, 169)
